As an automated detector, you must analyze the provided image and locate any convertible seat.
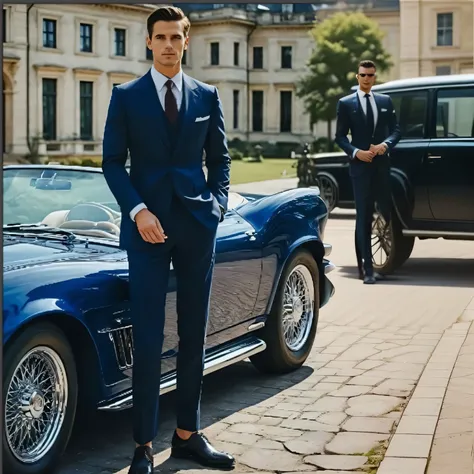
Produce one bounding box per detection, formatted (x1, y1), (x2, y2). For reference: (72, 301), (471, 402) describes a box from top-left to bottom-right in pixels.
(41, 210), (69, 227)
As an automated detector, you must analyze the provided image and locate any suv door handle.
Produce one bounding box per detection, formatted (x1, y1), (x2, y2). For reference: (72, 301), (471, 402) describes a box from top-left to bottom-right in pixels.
(428, 154), (442, 159)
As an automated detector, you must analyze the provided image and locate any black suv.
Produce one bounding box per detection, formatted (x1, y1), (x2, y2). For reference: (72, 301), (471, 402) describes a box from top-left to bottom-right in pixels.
(299, 74), (474, 274)
(366, 74), (474, 274)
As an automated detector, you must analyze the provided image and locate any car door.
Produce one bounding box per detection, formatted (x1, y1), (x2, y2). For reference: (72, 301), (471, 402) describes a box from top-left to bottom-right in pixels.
(426, 85), (474, 222)
(385, 89), (433, 222)
(205, 208), (262, 343)
(115, 207), (262, 381)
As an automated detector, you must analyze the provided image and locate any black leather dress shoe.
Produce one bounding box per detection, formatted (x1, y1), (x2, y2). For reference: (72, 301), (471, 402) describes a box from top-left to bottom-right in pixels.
(128, 445), (153, 474)
(364, 275), (376, 284)
(171, 431), (235, 469)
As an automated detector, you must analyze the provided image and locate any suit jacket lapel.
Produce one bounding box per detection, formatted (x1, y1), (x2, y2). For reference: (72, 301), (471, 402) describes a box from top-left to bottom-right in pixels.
(143, 69), (171, 152)
(173, 73), (199, 158)
(353, 93), (367, 125)
(372, 93), (382, 130)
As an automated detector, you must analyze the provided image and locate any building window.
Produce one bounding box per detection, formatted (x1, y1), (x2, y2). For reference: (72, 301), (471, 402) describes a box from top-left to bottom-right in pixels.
(436, 65), (451, 75)
(252, 91), (263, 132)
(437, 13), (453, 46)
(182, 49), (187, 65)
(280, 91), (292, 132)
(281, 4), (294, 20)
(42, 78), (57, 140)
(80, 81), (93, 140)
(114, 28), (126, 56)
(281, 46), (292, 69)
(233, 90), (239, 130)
(2, 9), (7, 43)
(253, 46), (263, 69)
(234, 42), (239, 66)
(146, 47), (153, 60)
(210, 42), (219, 65)
(42, 19), (57, 48)
(80, 23), (93, 52)
(435, 87), (474, 138)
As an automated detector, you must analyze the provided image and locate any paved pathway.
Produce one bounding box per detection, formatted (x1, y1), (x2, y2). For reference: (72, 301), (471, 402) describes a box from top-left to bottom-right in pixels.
(58, 184), (474, 474)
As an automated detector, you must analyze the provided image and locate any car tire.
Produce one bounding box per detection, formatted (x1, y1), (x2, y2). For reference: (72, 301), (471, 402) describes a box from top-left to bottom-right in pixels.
(250, 249), (320, 374)
(372, 211), (415, 275)
(3, 322), (78, 474)
(318, 173), (339, 214)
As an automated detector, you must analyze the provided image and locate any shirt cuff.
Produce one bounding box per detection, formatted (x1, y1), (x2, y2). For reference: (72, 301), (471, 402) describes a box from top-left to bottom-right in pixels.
(352, 148), (359, 159)
(130, 203), (147, 222)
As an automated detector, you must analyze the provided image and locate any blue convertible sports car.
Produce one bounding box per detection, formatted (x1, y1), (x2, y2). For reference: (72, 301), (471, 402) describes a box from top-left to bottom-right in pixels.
(3, 164), (335, 474)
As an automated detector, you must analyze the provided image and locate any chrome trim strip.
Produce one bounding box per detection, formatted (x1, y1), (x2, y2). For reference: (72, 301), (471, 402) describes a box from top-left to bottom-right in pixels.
(324, 243), (332, 257)
(324, 262), (336, 274)
(402, 230), (474, 238)
(98, 338), (267, 411)
(248, 322), (265, 331)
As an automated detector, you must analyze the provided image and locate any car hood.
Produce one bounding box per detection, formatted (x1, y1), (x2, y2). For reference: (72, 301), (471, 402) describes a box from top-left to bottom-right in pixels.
(3, 236), (115, 273)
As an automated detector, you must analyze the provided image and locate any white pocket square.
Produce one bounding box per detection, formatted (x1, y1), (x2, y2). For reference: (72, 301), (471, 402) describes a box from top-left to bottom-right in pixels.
(195, 115), (210, 122)
(381, 108), (387, 112)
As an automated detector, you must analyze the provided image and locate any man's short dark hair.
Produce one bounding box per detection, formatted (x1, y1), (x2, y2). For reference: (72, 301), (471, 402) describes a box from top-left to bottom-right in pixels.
(147, 6), (191, 38)
(358, 60), (376, 71)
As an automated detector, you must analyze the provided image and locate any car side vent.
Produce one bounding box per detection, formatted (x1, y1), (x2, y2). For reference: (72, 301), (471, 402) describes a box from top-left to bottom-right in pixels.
(108, 325), (134, 369)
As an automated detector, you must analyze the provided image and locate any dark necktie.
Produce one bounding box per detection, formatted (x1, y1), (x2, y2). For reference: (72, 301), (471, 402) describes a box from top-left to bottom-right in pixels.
(365, 93), (374, 135)
(165, 79), (178, 124)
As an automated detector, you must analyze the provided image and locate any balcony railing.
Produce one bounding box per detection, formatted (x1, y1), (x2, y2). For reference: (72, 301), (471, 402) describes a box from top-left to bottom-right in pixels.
(188, 8), (317, 25)
(39, 140), (103, 156)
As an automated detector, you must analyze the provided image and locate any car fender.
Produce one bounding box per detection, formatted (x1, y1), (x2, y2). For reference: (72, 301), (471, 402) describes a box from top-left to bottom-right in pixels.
(390, 167), (412, 228)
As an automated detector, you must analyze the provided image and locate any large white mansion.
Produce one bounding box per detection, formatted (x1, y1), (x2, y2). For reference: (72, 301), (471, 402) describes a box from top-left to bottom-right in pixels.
(2, 2), (473, 159)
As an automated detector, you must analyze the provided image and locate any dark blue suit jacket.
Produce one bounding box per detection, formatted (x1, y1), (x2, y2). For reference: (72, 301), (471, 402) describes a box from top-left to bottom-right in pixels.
(102, 70), (231, 251)
(335, 91), (401, 177)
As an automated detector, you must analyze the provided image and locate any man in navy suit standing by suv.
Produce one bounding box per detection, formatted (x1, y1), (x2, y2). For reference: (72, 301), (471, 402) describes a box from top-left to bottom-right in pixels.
(102, 6), (234, 474)
(335, 60), (401, 284)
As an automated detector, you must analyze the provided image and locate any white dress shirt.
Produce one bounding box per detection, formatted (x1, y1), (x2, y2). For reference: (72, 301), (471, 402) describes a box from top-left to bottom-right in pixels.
(357, 88), (378, 128)
(352, 88), (386, 158)
(129, 67), (184, 221)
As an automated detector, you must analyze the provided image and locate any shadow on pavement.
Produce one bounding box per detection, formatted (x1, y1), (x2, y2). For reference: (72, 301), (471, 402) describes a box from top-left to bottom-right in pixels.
(338, 257), (474, 288)
(60, 361), (314, 473)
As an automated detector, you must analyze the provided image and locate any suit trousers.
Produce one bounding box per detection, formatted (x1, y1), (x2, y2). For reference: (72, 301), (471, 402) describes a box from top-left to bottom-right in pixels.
(352, 157), (391, 275)
(127, 194), (218, 445)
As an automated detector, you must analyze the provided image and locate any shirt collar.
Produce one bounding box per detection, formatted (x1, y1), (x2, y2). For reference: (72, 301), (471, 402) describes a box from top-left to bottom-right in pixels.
(357, 88), (372, 99)
(151, 66), (183, 92)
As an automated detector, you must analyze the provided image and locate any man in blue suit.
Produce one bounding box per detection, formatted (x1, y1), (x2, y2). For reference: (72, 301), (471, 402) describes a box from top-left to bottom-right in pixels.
(102, 6), (234, 474)
(335, 60), (401, 284)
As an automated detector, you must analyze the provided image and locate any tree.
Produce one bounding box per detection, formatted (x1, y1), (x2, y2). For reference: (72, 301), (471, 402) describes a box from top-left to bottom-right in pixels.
(297, 11), (392, 151)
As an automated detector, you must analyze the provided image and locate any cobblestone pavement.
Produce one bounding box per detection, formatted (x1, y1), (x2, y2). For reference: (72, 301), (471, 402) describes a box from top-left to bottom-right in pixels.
(58, 208), (474, 474)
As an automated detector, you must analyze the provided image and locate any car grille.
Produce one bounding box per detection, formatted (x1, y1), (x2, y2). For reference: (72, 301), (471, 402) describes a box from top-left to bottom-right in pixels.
(108, 326), (134, 369)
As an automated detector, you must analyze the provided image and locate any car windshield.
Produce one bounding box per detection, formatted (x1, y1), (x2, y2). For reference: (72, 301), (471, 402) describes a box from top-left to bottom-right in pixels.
(3, 167), (121, 240)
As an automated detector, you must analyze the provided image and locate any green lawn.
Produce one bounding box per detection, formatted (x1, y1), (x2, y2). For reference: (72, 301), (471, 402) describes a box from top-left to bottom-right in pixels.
(229, 158), (296, 185)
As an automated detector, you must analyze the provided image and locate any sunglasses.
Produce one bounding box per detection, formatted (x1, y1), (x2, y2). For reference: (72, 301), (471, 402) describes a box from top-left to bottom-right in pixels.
(358, 73), (375, 77)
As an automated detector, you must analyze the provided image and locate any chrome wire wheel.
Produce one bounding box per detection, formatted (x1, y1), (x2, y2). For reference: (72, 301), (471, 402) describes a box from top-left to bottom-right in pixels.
(5, 346), (68, 464)
(282, 264), (315, 352)
(319, 176), (336, 212)
(371, 212), (391, 267)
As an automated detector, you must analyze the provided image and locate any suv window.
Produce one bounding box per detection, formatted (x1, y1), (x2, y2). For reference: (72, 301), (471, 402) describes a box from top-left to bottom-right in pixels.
(435, 87), (474, 138)
(387, 90), (428, 139)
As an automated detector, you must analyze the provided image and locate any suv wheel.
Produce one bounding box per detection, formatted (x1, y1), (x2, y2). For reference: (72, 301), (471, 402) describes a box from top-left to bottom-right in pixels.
(371, 211), (415, 275)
